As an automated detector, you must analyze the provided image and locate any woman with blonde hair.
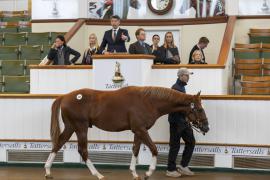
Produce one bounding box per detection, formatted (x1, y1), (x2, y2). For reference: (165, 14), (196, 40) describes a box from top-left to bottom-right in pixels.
(190, 50), (207, 64)
(82, 33), (100, 65)
(154, 32), (180, 64)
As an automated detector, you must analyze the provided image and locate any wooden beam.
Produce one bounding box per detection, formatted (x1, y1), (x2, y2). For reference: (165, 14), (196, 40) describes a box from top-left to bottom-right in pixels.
(64, 19), (85, 43)
(217, 16), (237, 65)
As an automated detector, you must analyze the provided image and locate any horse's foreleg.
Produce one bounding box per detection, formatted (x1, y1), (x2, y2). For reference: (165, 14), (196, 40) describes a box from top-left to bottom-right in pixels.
(76, 129), (105, 180)
(45, 152), (56, 179)
(45, 127), (74, 179)
(136, 130), (158, 179)
(130, 135), (141, 180)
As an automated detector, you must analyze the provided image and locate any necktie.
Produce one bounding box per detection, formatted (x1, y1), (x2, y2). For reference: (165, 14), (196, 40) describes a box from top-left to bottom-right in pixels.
(113, 29), (117, 42)
(142, 42), (148, 54)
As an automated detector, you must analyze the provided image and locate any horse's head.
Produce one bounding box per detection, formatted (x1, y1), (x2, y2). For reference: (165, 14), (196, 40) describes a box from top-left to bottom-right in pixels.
(186, 91), (209, 135)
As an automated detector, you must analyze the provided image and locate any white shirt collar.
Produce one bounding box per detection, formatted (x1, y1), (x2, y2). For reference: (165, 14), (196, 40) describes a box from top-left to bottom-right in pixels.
(89, 46), (96, 51)
(112, 27), (120, 32)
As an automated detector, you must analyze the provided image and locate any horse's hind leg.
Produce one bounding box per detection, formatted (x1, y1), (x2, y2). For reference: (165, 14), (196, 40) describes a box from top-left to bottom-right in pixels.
(75, 129), (105, 180)
(45, 127), (74, 179)
(135, 129), (158, 180)
(130, 135), (141, 180)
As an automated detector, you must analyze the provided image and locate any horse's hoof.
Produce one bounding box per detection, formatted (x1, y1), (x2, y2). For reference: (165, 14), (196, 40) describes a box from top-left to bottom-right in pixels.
(144, 175), (149, 180)
(45, 174), (53, 179)
(134, 177), (141, 180)
(99, 177), (106, 180)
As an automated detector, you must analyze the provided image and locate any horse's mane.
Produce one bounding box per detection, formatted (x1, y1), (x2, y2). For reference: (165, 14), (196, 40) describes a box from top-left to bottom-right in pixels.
(137, 86), (191, 104)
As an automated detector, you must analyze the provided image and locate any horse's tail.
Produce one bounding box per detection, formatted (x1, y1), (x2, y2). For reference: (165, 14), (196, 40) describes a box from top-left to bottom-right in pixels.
(50, 96), (62, 150)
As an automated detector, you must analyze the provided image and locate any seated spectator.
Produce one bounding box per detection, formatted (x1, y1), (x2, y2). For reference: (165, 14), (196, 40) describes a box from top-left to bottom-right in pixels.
(189, 50), (207, 64)
(82, 33), (100, 65)
(155, 32), (180, 64)
(46, 35), (81, 65)
(129, 28), (152, 54)
(151, 34), (160, 51)
(189, 37), (209, 64)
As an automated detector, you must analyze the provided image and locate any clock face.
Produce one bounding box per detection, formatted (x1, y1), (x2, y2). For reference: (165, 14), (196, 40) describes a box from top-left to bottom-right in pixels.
(157, 0), (170, 10)
(148, 0), (173, 15)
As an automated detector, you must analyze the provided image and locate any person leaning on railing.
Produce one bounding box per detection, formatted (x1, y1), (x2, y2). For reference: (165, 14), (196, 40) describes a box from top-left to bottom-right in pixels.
(189, 37), (209, 64)
(82, 33), (100, 65)
(45, 35), (81, 65)
(154, 32), (180, 64)
(189, 50), (207, 64)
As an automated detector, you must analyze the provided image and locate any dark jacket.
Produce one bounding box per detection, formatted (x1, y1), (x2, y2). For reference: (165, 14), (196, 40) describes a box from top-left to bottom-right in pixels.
(99, 28), (130, 53)
(150, 45), (162, 64)
(47, 46), (81, 65)
(154, 45), (180, 64)
(81, 47), (100, 65)
(189, 45), (206, 64)
(129, 41), (152, 55)
(168, 79), (188, 125)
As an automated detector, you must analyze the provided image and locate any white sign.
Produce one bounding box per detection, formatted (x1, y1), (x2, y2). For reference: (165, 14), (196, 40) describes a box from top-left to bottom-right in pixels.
(1, 142), (268, 157)
(239, 0), (270, 15)
(32, 0), (79, 19)
(93, 58), (153, 90)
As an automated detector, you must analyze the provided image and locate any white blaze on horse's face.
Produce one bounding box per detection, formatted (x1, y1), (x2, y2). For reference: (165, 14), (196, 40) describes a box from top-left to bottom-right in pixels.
(76, 94), (83, 100)
(190, 102), (195, 109)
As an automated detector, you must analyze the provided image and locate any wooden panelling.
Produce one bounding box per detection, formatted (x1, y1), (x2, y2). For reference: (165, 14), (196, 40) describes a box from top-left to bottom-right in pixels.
(86, 16), (228, 26)
(234, 43), (261, 49)
(250, 29), (270, 33)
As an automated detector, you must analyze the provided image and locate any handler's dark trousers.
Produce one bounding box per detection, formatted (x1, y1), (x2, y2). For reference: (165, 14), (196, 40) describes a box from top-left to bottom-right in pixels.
(167, 121), (195, 171)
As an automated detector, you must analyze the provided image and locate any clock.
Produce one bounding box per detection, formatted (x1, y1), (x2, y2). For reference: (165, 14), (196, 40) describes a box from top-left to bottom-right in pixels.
(147, 0), (173, 15)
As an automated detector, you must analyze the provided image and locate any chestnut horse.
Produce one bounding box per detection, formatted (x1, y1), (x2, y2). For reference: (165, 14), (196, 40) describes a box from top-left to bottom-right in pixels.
(44, 86), (209, 180)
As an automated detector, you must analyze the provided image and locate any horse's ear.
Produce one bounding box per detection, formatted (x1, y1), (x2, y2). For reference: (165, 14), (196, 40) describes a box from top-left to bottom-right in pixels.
(197, 91), (201, 96)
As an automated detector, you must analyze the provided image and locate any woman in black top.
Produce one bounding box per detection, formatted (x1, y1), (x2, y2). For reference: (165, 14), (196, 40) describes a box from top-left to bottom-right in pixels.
(154, 32), (180, 64)
(82, 33), (100, 65)
(46, 35), (81, 65)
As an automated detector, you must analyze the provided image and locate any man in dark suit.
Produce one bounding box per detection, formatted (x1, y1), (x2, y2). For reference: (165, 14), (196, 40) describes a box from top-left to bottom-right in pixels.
(99, 15), (130, 54)
(188, 37), (209, 64)
(129, 28), (152, 54)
